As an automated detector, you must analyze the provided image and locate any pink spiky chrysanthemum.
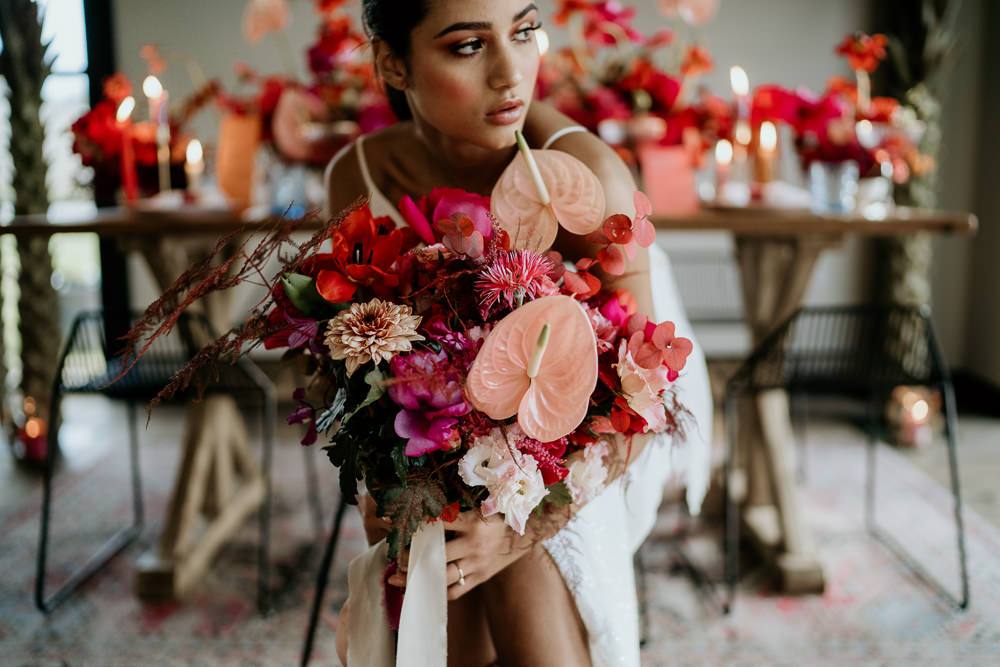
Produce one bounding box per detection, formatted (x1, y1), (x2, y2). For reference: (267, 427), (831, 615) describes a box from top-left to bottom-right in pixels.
(476, 249), (559, 316)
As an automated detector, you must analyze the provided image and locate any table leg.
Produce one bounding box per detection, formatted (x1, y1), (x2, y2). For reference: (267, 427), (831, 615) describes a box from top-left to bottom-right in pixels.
(131, 240), (264, 600)
(135, 395), (265, 598)
(733, 235), (839, 594)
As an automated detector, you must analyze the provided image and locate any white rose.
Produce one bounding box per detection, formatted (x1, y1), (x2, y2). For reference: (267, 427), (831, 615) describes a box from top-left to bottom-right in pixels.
(566, 441), (610, 505)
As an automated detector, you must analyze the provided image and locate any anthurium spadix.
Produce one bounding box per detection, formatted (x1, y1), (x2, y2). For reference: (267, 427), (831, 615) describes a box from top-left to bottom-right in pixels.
(491, 131), (606, 252)
(465, 295), (599, 442)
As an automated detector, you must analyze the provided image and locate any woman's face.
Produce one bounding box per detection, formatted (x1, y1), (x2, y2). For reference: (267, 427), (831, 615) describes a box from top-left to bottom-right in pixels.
(402, 0), (542, 151)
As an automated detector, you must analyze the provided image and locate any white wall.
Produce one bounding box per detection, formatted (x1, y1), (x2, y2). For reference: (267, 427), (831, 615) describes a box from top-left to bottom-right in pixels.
(113, 1), (985, 368)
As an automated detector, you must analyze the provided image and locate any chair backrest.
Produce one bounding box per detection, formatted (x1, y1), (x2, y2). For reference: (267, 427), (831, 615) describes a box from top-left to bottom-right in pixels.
(57, 311), (271, 401)
(728, 304), (947, 394)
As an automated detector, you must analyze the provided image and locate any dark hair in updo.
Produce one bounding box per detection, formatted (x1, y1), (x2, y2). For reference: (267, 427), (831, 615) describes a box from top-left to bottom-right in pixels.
(362, 0), (430, 121)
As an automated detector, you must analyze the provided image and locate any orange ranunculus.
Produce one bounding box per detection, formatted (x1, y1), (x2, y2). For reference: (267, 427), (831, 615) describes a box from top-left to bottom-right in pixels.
(681, 45), (713, 78)
(835, 32), (888, 73)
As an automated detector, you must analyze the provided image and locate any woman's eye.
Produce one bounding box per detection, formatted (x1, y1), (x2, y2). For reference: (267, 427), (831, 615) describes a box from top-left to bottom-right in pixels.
(514, 23), (540, 43)
(452, 39), (483, 56)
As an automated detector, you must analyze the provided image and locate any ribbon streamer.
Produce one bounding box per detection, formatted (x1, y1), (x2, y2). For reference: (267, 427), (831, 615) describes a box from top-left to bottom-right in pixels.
(347, 521), (448, 666)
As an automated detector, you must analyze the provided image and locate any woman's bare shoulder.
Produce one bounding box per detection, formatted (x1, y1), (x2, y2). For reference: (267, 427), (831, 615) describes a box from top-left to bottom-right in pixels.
(525, 101), (636, 210)
(323, 123), (414, 216)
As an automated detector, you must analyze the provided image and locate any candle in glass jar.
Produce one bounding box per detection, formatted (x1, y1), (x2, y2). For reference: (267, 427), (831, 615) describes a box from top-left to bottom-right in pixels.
(115, 96), (140, 202)
(730, 66), (752, 151)
(715, 138), (733, 200)
(185, 139), (204, 195)
(142, 75), (163, 123)
(755, 121), (778, 182)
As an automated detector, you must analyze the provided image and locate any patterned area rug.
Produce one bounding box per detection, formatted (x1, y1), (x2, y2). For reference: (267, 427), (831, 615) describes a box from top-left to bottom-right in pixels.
(2, 397), (999, 666)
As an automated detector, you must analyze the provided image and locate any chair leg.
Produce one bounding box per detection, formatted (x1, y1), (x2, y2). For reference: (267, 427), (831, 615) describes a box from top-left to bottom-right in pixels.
(864, 386), (970, 610)
(35, 395), (144, 613)
(723, 392), (740, 615)
(301, 493), (350, 667)
(941, 381), (971, 609)
(258, 396), (277, 616)
(302, 444), (325, 542)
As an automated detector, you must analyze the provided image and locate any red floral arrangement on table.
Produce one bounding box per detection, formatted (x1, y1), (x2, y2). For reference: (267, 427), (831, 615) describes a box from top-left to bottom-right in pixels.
(70, 73), (199, 196)
(539, 0), (728, 165)
(750, 32), (931, 183)
(222, 0), (395, 165)
(121, 133), (691, 558)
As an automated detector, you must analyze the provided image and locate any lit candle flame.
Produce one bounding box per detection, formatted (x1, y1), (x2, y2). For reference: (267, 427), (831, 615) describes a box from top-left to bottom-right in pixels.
(116, 96), (136, 123)
(536, 28), (550, 56)
(143, 75), (163, 99)
(730, 66), (749, 97)
(735, 122), (752, 146)
(760, 121), (778, 152)
(715, 139), (733, 166)
(911, 398), (929, 422)
(855, 119), (876, 149)
(186, 139), (203, 165)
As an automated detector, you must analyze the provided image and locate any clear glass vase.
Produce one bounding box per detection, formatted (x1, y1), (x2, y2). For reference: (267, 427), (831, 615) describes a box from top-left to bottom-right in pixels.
(808, 160), (859, 214)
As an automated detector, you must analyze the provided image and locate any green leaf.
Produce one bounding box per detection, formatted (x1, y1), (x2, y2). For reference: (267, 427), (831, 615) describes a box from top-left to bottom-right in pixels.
(342, 367), (386, 424)
(281, 273), (326, 316)
(383, 480), (447, 559)
(542, 482), (573, 509)
(390, 443), (409, 485)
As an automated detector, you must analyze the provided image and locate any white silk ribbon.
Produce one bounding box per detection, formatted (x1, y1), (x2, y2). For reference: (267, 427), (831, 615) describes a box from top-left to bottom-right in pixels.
(347, 521), (448, 666)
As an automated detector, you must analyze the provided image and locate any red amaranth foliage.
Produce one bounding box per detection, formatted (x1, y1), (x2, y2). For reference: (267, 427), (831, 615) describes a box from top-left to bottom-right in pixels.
(516, 437), (569, 486)
(113, 200), (368, 410)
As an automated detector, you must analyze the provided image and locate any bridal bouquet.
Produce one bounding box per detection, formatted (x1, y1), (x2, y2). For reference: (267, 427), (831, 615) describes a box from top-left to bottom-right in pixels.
(123, 132), (691, 561)
(273, 133), (691, 557)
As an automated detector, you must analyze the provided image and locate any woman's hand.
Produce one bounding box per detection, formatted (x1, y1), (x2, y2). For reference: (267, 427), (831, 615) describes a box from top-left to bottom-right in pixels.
(388, 512), (533, 601)
(358, 492), (392, 546)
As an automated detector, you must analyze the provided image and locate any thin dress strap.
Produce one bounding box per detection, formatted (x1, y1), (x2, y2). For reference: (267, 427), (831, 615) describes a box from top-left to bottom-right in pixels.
(354, 135), (407, 228)
(542, 125), (589, 150)
(355, 134), (378, 194)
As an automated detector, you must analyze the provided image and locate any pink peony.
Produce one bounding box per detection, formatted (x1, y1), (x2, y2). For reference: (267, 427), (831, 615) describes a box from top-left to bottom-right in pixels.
(388, 349), (470, 456)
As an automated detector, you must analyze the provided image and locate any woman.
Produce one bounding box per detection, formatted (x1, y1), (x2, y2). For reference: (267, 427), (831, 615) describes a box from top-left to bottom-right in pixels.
(324, 1), (713, 665)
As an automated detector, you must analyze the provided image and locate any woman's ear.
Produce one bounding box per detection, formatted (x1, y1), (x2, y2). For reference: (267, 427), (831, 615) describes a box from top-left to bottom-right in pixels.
(372, 38), (408, 91)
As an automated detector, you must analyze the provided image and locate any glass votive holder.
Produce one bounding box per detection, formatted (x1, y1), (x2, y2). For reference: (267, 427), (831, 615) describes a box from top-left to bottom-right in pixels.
(808, 160), (860, 214)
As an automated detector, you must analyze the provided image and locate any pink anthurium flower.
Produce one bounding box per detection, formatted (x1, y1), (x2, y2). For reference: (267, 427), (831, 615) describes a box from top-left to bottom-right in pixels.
(491, 131), (606, 252)
(466, 295), (599, 442)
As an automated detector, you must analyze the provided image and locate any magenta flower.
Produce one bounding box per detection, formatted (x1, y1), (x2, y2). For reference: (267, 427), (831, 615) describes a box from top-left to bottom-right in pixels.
(428, 188), (493, 241)
(395, 410), (461, 457)
(398, 188), (493, 250)
(388, 349), (471, 456)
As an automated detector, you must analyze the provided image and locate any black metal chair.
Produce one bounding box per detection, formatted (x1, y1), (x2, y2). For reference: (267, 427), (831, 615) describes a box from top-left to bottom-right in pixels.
(722, 304), (970, 611)
(300, 494), (350, 667)
(36, 310), (320, 614)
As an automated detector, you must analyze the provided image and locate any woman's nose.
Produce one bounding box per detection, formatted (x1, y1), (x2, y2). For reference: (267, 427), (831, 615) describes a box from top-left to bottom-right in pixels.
(488, 46), (524, 90)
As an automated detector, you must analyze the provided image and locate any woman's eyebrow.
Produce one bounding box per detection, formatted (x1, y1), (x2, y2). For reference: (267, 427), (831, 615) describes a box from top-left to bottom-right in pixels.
(433, 4), (538, 39)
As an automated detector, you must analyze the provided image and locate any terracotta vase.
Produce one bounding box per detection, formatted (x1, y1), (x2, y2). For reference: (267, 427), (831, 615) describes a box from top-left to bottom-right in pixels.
(216, 112), (262, 210)
(637, 144), (699, 216)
